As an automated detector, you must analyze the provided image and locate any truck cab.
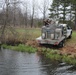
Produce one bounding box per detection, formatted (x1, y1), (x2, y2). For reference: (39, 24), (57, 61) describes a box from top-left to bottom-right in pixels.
(57, 24), (72, 38)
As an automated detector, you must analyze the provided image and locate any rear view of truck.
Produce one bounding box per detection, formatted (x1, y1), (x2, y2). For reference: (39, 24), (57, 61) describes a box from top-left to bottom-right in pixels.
(36, 19), (72, 48)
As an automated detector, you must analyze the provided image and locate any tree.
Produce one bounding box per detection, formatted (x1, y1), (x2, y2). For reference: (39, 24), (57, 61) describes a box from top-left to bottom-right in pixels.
(71, 0), (76, 29)
(38, 0), (50, 20)
(0, 0), (9, 43)
(49, 0), (72, 23)
(30, 0), (35, 28)
(49, 0), (60, 18)
(60, 0), (71, 23)
(0, 0), (21, 43)
(24, 3), (28, 27)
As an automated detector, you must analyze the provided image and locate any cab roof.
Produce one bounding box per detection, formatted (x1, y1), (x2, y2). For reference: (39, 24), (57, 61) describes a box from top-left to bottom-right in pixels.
(59, 24), (67, 27)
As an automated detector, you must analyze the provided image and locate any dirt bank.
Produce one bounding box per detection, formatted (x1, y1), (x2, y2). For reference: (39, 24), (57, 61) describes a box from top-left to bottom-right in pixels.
(26, 40), (76, 56)
(60, 44), (76, 56)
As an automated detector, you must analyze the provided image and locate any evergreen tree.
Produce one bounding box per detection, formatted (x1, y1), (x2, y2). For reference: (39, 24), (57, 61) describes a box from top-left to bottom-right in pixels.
(49, 0), (60, 18)
(59, 0), (69, 23)
(49, 0), (71, 23)
(70, 0), (76, 29)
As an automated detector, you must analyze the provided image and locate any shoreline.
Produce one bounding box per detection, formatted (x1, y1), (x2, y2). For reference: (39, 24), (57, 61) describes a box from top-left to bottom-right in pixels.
(1, 41), (76, 65)
(0, 29), (76, 65)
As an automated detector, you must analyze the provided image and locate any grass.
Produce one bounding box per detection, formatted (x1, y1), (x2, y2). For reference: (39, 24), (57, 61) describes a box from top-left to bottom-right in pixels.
(1, 28), (40, 53)
(41, 48), (76, 65)
(2, 44), (37, 53)
(17, 28), (41, 40)
(40, 31), (76, 65)
(62, 55), (76, 65)
(66, 31), (76, 45)
(1, 28), (41, 44)
(41, 48), (62, 61)
(1, 28), (76, 65)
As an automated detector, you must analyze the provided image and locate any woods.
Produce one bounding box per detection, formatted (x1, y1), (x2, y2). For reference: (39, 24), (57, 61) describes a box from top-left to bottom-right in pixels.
(0, 0), (76, 28)
(49, 0), (76, 29)
(0, 0), (51, 28)
(0, 0), (75, 28)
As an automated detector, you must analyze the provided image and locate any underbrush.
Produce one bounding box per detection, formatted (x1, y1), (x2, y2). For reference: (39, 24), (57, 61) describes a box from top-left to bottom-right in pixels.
(2, 28), (40, 44)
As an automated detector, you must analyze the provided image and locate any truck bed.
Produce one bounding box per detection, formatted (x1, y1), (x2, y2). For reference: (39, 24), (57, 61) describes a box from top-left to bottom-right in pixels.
(36, 36), (65, 45)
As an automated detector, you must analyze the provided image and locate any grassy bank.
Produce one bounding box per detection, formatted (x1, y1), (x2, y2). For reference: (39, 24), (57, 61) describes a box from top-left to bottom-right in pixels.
(2, 43), (76, 65)
(2, 44), (37, 53)
(1, 28), (40, 53)
(41, 48), (76, 65)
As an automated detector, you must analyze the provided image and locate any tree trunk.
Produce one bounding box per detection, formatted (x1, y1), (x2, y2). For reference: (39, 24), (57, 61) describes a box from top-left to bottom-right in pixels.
(31, 5), (34, 28)
(1, 0), (9, 43)
(75, 9), (76, 30)
(63, 2), (66, 23)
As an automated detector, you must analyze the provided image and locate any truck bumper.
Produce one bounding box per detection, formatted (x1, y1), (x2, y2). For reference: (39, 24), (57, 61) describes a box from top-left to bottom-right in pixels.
(36, 37), (59, 45)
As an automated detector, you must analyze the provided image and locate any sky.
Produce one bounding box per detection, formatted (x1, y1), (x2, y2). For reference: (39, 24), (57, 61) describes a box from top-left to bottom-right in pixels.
(20, 0), (53, 18)
(0, 0), (53, 18)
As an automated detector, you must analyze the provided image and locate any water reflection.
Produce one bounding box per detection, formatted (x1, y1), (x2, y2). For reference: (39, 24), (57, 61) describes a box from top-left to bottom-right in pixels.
(0, 49), (76, 75)
(39, 54), (60, 75)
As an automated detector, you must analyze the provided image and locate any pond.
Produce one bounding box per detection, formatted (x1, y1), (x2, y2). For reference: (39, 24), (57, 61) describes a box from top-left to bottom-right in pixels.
(0, 49), (76, 75)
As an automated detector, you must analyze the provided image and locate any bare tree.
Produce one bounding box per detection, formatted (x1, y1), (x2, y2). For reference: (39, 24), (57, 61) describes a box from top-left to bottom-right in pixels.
(13, 0), (17, 26)
(0, 0), (21, 43)
(24, 3), (28, 27)
(38, 0), (50, 20)
(10, 0), (21, 26)
(0, 0), (9, 43)
(31, 0), (35, 28)
(22, 1), (28, 27)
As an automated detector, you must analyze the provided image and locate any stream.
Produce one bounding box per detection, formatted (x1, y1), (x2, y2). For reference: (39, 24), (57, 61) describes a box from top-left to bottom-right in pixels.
(0, 49), (76, 75)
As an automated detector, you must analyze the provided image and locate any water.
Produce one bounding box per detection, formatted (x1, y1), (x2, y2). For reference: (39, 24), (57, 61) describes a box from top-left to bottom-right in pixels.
(0, 49), (76, 75)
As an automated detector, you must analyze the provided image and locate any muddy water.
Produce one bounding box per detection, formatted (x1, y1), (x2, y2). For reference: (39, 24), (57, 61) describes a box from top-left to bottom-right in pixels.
(0, 49), (76, 75)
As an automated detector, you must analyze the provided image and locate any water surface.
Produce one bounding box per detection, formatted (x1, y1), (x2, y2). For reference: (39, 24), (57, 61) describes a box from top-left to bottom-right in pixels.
(0, 49), (76, 75)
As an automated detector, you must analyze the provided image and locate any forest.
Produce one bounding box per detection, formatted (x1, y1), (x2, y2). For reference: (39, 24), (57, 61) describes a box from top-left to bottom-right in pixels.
(0, 0), (76, 28)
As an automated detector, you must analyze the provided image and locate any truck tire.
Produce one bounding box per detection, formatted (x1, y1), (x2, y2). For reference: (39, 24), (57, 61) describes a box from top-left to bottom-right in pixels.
(68, 31), (72, 39)
(68, 35), (72, 39)
(58, 41), (64, 48)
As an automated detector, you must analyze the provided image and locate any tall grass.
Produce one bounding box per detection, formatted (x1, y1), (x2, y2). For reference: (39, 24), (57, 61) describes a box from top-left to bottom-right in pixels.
(1, 28), (41, 44)
(17, 28), (41, 40)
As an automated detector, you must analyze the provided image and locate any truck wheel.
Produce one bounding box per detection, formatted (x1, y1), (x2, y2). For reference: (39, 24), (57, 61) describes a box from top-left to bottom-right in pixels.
(68, 31), (72, 39)
(68, 35), (71, 39)
(58, 41), (64, 48)
(68, 34), (72, 39)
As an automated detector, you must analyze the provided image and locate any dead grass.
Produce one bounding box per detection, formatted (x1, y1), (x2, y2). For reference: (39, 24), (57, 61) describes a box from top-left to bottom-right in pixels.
(1, 28), (76, 55)
(1, 28), (41, 45)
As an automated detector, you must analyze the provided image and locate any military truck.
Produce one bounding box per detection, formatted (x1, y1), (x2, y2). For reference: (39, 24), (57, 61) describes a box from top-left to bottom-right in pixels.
(36, 19), (72, 48)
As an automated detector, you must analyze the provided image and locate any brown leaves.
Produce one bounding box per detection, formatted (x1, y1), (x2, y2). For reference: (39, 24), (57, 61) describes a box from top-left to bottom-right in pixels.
(60, 44), (76, 55)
